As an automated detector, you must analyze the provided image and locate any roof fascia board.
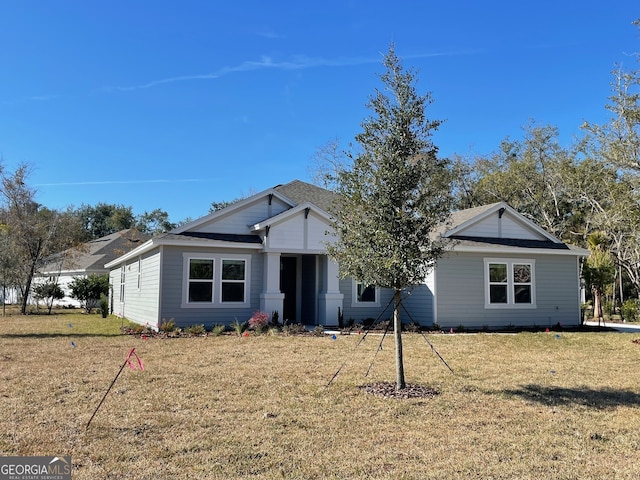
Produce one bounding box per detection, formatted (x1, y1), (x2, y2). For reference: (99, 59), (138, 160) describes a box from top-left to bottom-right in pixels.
(105, 236), (264, 269)
(251, 202), (331, 231)
(451, 244), (589, 256)
(172, 187), (295, 233)
(445, 202), (561, 243)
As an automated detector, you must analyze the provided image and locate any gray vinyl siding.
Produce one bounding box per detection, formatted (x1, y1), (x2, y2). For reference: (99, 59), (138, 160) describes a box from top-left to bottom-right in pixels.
(402, 283), (434, 326)
(109, 250), (161, 326)
(339, 277), (393, 325)
(158, 245), (263, 328)
(339, 277), (434, 327)
(434, 251), (581, 329)
(193, 197), (291, 235)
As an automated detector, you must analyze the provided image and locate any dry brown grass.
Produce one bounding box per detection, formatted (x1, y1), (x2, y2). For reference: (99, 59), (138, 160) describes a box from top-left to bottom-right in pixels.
(1, 314), (640, 479)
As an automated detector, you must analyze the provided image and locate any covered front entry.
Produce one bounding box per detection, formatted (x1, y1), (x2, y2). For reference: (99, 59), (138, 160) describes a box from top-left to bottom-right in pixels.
(260, 253), (343, 326)
(280, 255), (319, 324)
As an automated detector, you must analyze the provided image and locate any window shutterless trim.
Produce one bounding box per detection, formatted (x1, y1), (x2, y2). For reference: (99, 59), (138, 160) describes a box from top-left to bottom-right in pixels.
(351, 280), (380, 308)
(181, 253), (251, 308)
(483, 258), (536, 309)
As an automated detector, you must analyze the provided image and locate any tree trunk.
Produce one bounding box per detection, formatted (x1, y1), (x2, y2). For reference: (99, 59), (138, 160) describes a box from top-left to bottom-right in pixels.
(593, 287), (603, 324)
(393, 289), (406, 390)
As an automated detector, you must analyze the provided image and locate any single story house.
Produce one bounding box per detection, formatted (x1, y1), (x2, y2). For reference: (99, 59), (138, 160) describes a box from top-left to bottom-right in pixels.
(105, 180), (588, 330)
(35, 229), (150, 308)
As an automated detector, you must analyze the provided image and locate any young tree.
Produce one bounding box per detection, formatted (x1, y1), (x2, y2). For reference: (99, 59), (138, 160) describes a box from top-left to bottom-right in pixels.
(69, 273), (109, 313)
(0, 162), (71, 314)
(0, 223), (20, 315)
(327, 45), (453, 390)
(583, 232), (616, 322)
(33, 281), (65, 314)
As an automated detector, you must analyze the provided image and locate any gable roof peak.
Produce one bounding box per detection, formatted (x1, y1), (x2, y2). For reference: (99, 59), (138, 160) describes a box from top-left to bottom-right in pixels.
(273, 180), (338, 212)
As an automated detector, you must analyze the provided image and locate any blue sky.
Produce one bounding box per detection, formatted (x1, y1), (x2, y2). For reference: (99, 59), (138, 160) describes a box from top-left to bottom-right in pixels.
(0, 1), (638, 223)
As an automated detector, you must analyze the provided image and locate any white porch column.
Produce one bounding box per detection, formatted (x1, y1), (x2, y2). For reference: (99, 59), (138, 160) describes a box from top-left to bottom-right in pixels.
(260, 252), (284, 318)
(318, 256), (344, 326)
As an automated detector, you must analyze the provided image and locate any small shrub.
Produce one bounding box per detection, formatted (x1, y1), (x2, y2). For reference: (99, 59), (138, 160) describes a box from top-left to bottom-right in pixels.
(211, 324), (226, 336)
(271, 310), (280, 327)
(405, 321), (421, 332)
(621, 299), (638, 322)
(312, 325), (325, 336)
(376, 320), (391, 331)
(249, 311), (270, 333)
(231, 319), (248, 336)
(362, 317), (375, 328)
(159, 319), (176, 332)
(267, 327), (280, 336)
(282, 323), (306, 336)
(184, 324), (206, 336)
(99, 293), (109, 318)
(603, 301), (614, 317)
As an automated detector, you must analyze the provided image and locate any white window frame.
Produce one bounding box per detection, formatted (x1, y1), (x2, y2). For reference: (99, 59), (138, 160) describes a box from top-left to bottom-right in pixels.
(119, 266), (125, 302)
(219, 257), (248, 304)
(351, 280), (380, 308)
(484, 258), (536, 309)
(181, 253), (251, 308)
(136, 257), (142, 291)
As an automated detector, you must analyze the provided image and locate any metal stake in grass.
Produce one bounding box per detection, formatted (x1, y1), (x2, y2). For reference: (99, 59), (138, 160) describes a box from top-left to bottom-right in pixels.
(86, 347), (144, 430)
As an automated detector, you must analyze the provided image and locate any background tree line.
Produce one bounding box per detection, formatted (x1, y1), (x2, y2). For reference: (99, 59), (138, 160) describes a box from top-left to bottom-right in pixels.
(311, 20), (640, 321)
(0, 164), (182, 314)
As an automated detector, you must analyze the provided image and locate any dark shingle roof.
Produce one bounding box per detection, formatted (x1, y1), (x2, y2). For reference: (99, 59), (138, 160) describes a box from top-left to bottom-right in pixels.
(42, 229), (151, 273)
(274, 180), (338, 212)
(175, 232), (263, 244)
(449, 235), (570, 250)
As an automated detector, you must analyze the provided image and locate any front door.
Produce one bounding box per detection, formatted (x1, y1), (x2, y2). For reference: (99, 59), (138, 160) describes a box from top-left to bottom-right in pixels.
(280, 257), (297, 323)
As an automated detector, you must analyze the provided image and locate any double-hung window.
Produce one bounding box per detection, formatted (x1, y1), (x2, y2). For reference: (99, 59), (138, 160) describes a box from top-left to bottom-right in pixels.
(221, 259), (246, 303)
(188, 258), (215, 303)
(484, 258), (535, 308)
(183, 253), (250, 307)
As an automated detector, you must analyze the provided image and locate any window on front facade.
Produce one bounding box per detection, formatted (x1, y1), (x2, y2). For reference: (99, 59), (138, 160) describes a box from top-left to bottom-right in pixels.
(357, 283), (376, 303)
(188, 258), (214, 303)
(221, 259), (246, 303)
(352, 281), (379, 307)
(485, 259), (535, 308)
(513, 263), (532, 304)
(182, 253), (250, 307)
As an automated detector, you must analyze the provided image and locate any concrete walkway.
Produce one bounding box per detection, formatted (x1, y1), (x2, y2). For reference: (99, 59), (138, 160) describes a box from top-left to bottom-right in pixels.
(584, 320), (640, 333)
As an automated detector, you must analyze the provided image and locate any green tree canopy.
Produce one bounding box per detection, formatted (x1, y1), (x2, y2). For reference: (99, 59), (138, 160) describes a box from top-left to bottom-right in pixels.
(73, 203), (135, 240)
(69, 273), (109, 313)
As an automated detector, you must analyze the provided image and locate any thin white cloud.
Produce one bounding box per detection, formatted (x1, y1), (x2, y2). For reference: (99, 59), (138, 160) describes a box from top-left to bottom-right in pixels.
(35, 178), (205, 187)
(7, 50), (479, 103)
(253, 27), (286, 39)
(110, 51), (467, 92)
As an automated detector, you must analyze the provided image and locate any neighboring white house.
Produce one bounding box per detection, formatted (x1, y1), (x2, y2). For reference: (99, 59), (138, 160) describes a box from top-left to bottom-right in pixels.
(35, 229), (150, 308)
(104, 180), (588, 330)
